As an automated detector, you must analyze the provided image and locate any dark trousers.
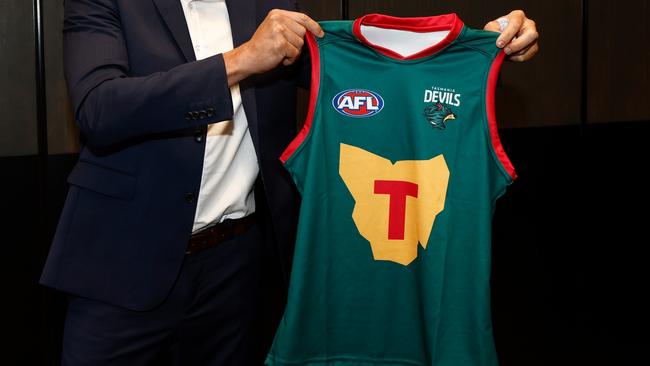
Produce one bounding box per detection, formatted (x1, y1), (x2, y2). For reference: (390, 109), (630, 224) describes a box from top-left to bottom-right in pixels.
(62, 222), (266, 366)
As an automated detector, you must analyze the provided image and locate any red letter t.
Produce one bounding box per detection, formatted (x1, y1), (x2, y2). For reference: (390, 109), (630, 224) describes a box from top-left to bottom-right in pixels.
(374, 180), (419, 240)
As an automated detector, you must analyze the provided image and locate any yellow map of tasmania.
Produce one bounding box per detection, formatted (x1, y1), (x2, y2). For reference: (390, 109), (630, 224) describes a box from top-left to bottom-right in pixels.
(339, 143), (450, 266)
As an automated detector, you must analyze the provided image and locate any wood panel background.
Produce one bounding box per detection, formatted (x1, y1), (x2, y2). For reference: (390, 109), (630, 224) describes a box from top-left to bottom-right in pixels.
(587, 0), (650, 123)
(299, 0), (341, 20)
(0, 0), (38, 156)
(17, 0), (650, 155)
(44, 0), (79, 154)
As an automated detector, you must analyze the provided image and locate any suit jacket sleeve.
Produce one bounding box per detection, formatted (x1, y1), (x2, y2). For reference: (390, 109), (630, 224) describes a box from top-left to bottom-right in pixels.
(64, 0), (234, 149)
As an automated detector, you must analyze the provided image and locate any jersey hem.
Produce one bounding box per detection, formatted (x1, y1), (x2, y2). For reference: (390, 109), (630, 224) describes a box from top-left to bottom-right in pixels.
(280, 32), (321, 164)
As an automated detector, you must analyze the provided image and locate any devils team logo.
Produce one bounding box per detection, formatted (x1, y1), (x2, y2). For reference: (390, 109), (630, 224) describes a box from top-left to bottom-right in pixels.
(424, 103), (456, 130)
(332, 89), (384, 118)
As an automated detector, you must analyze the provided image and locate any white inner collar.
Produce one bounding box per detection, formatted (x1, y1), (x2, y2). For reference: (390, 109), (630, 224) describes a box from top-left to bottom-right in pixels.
(360, 25), (451, 58)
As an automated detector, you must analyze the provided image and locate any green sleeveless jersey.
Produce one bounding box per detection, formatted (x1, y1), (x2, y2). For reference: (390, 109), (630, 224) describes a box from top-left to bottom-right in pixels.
(267, 13), (516, 366)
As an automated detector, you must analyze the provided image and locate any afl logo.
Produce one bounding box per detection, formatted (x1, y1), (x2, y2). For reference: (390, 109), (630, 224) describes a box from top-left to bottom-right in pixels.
(332, 89), (384, 118)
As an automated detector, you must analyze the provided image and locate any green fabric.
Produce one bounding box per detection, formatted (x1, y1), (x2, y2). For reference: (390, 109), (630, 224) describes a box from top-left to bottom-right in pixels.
(267, 20), (512, 366)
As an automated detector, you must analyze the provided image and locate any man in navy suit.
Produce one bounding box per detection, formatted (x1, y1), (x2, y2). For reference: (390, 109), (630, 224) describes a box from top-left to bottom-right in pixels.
(41, 0), (538, 365)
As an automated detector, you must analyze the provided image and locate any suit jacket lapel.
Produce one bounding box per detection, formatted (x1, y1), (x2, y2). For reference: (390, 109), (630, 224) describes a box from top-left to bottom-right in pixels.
(226, 0), (257, 47)
(153, 0), (196, 62)
(226, 0), (261, 152)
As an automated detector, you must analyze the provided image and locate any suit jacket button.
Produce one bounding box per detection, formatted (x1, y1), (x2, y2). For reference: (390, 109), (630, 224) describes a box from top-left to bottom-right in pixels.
(206, 108), (215, 117)
(194, 133), (203, 143)
(184, 112), (193, 120)
(199, 110), (207, 119)
(191, 111), (200, 120)
(184, 192), (195, 203)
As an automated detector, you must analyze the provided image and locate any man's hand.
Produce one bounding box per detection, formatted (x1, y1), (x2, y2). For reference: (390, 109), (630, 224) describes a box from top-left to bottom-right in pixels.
(224, 9), (323, 86)
(484, 10), (539, 62)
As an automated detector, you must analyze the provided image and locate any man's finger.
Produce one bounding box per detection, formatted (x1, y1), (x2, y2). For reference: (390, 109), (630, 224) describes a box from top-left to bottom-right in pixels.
(504, 25), (538, 55)
(281, 26), (305, 50)
(510, 43), (534, 57)
(281, 16), (308, 38)
(284, 11), (324, 38)
(496, 10), (525, 47)
(282, 43), (301, 65)
(508, 43), (539, 62)
(483, 20), (501, 33)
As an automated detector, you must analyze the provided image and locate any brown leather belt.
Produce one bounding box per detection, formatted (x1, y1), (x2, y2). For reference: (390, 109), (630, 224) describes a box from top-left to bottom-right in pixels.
(187, 214), (256, 255)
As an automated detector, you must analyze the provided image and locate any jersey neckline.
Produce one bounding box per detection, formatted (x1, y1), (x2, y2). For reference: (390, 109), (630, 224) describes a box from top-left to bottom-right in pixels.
(352, 13), (464, 61)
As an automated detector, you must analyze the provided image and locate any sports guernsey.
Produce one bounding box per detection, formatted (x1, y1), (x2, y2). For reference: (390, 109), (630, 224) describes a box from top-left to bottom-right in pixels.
(267, 13), (517, 366)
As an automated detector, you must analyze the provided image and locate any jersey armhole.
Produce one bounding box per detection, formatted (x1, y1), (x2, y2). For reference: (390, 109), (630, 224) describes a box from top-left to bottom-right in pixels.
(485, 50), (517, 181)
(280, 32), (321, 164)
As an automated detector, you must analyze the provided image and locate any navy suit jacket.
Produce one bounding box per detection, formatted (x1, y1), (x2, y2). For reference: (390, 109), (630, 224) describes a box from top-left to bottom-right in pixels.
(41, 0), (303, 311)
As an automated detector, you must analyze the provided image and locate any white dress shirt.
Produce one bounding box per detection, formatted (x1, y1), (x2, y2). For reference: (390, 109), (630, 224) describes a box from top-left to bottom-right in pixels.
(180, 0), (259, 232)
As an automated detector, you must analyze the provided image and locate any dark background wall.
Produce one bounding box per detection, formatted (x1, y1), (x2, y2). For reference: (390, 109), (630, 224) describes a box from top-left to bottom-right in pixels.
(1, 0), (648, 364)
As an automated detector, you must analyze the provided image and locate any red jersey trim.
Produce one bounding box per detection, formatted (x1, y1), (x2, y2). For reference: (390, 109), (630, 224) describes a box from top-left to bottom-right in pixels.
(352, 13), (464, 60)
(280, 32), (320, 164)
(486, 51), (517, 180)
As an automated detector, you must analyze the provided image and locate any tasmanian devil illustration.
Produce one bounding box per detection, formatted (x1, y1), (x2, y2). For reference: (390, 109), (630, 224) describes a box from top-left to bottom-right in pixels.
(424, 103), (456, 130)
